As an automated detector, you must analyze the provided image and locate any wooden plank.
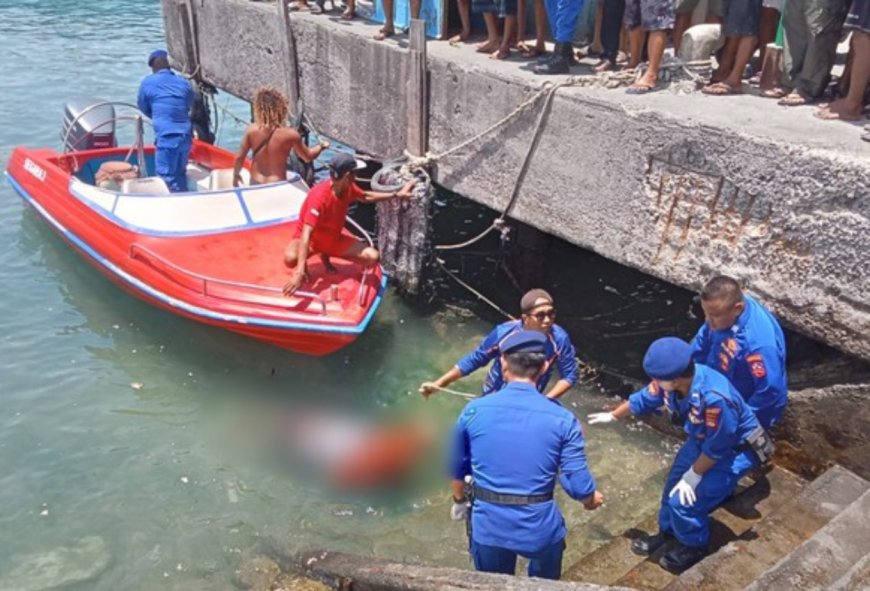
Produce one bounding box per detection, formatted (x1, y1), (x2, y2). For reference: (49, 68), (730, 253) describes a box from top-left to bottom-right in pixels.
(406, 19), (428, 157)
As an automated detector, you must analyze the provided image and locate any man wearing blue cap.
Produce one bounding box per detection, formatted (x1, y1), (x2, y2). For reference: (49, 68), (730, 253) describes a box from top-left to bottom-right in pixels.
(449, 330), (604, 580)
(420, 289), (579, 399)
(137, 50), (195, 192)
(690, 275), (788, 430)
(588, 337), (765, 572)
(282, 153), (416, 296)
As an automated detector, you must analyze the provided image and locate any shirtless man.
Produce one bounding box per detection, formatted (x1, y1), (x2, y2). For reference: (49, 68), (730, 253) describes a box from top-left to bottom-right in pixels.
(232, 86), (328, 187)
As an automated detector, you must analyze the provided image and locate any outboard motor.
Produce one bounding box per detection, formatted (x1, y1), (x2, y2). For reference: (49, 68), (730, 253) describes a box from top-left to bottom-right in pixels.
(61, 99), (116, 152)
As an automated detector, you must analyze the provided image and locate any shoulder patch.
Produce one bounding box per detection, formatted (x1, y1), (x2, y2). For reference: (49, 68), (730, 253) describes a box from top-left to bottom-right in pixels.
(704, 407), (721, 429)
(748, 355), (767, 378)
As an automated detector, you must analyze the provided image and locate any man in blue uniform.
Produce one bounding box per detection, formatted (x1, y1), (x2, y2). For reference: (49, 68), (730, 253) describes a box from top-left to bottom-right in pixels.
(588, 337), (764, 571)
(420, 289), (578, 399)
(449, 330), (604, 579)
(137, 49), (195, 192)
(691, 276), (788, 429)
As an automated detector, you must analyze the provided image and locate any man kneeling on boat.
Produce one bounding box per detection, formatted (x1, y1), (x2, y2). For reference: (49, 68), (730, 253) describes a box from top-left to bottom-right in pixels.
(282, 153), (416, 296)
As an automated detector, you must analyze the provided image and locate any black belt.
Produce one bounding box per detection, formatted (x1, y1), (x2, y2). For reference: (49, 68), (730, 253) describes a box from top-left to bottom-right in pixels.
(473, 485), (554, 505)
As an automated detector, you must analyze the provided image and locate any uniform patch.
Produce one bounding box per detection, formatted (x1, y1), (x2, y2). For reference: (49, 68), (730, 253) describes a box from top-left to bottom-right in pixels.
(704, 407), (721, 429)
(719, 352), (730, 372)
(725, 338), (738, 355)
(747, 354), (767, 378)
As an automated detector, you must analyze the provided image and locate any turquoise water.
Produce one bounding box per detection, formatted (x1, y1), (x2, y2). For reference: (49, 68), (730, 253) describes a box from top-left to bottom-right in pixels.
(0, 1), (676, 588)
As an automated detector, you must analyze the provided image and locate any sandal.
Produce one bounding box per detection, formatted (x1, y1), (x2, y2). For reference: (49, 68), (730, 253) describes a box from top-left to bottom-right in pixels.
(778, 91), (812, 107)
(761, 87), (787, 99)
(626, 82), (661, 94)
(374, 27), (395, 40)
(701, 81), (743, 96)
(592, 59), (616, 74)
(340, 8), (355, 19)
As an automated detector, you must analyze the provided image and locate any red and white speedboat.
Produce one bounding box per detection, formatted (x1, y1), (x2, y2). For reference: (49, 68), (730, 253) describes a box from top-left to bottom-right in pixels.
(5, 100), (386, 356)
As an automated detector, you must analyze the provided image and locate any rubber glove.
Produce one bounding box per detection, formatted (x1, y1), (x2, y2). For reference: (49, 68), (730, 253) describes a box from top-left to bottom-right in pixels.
(669, 467), (702, 506)
(450, 501), (469, 521)
(587, 412), (617, 425)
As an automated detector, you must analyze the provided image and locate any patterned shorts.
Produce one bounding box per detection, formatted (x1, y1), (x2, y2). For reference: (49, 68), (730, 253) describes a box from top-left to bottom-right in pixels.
(624, 0), (676, 30)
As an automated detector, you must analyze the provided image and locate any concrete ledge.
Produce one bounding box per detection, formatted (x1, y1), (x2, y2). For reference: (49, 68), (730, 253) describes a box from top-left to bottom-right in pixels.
(299, 550), (634, 590)
(162, 0), (870, 361)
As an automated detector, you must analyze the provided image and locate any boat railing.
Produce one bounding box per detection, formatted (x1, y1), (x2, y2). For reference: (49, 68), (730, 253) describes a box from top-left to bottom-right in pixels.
(62, 101), (151, 177)
(345, 216), (376, 306)
(129, 243), (328, 315)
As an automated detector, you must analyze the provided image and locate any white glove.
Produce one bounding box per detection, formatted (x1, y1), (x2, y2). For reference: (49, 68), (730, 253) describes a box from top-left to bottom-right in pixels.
(588, 412), (617, 425)
(450, 501), (469, 521)
(669, 468), (702, 507)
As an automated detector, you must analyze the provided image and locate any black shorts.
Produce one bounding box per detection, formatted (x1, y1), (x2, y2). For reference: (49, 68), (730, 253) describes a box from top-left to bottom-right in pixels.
(845, 0), (870, 32)
(723, 0), (763, 36)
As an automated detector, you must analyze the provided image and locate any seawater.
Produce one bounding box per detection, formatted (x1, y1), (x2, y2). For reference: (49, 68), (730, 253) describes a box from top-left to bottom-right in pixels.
(0, 1), (677, 587)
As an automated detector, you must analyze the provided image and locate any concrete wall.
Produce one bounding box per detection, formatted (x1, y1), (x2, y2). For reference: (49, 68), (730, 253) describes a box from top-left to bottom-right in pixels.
(162, 0), (870, 361)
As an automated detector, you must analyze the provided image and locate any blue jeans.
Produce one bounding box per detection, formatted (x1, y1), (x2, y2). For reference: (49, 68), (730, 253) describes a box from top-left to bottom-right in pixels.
(154, 133), (192, 192)
(659, 440), (757, 548)
(471, 539), (565, 580)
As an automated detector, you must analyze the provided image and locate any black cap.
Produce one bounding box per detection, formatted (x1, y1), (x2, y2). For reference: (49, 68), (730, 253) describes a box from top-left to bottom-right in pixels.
(329, 153), (366, 177)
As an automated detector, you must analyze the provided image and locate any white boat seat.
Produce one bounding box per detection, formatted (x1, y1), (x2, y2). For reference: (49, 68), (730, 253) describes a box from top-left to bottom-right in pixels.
(210, 168), (249, 190)
(186, 163), (211, 192)
(121, 176), (171, 195)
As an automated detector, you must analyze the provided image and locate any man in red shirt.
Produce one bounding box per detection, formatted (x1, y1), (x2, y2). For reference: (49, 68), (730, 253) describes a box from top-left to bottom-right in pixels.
(282, 153), (415, 296)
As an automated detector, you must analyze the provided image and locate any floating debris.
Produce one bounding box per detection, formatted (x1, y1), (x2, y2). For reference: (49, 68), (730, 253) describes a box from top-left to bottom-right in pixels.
(130, 382), (144, 390)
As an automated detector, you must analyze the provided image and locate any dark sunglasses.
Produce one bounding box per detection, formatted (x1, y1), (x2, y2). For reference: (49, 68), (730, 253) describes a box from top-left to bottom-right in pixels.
(529, 309), (556, 321)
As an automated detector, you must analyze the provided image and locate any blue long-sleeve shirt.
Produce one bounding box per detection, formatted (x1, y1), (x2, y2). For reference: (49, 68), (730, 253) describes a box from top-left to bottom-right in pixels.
(449, 382), (596, 552)
(628, 364), (760, 461)
(455, 320), (578, 395)
(690, 295), (788, 428)
(137, 69), (194, 139)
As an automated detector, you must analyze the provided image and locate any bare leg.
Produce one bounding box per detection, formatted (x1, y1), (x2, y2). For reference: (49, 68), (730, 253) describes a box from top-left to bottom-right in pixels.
(816, 31), (870, 121)
(628, 26), (644, 68)
(591, 2), (605, 53)
(449, 0), (472, 42)
(342, 242), (381, 267)
(757, 7), (778, 66)
(705, 35), (756, 94)
(342, 0), (356, 18)
(518, 0), (528, 50)
(634, 29), (666, 87)
(534, 0), (548, 53)
(478, 12), (501, 52)
(375, 0), (396, 38)
(712, 36), (738, 82)
(410, 0), (421, 18)
(495, 15), (517, 58)
(673, 12), (692, 55)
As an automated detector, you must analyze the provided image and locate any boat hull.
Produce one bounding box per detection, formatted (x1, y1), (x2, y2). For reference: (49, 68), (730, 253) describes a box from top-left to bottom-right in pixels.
(5, 142), (386, 356)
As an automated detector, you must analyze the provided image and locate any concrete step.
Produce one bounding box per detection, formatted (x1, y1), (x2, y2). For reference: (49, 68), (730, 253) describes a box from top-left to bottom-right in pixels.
(562, 466), (804, 588)
(665, 465), (870, 591)
(743, 484), (870, 591)
(611, 466), (805, 591)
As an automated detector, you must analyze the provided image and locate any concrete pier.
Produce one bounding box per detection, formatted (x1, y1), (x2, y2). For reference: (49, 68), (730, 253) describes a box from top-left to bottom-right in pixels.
(161, 0), (870, 361)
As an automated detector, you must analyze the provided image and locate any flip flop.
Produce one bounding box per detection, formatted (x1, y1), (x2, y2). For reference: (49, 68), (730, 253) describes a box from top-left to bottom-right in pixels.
(491, 47), (511, 60)
(625, 83), (660, 94)
(702, 82), (743, 96)
(813, 106), (862, 121)
(340, 9), (355, 19)
(592, 59), (616, 74)
(778, 92), (812, 107)
(761, 87), (787, 99)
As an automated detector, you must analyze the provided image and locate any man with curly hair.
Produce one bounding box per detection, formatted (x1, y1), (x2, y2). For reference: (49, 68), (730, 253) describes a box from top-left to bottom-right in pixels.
(232, 86), (329, 187)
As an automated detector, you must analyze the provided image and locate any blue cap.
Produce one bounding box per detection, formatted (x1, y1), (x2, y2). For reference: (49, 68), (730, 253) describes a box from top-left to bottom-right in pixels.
(642, 337), (693, 380)
(501, 330), (547, 355)
(148, 49), (168, 67)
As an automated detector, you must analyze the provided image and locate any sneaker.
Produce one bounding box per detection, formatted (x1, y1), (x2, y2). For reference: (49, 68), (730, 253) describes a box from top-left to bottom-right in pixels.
(630, 531), (673, 556)
(659, 543), (709, 572)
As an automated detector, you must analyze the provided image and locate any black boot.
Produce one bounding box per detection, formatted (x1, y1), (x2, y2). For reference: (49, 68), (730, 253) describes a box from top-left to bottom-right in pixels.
(659, 543), (709, 572)
(630, 531), (673, 556)
(535, 43), (571, 75)
(536, 43), (561, 65)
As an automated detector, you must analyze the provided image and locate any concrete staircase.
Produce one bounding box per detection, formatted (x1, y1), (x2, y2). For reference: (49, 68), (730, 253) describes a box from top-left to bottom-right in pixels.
(563, 465), (870, 591)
